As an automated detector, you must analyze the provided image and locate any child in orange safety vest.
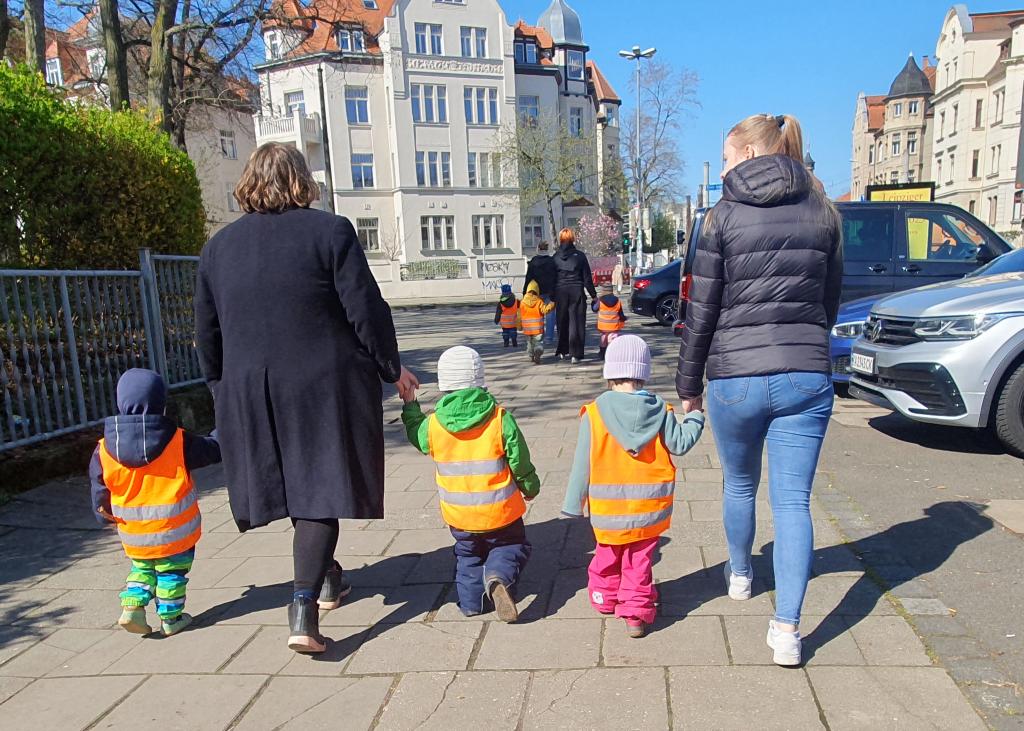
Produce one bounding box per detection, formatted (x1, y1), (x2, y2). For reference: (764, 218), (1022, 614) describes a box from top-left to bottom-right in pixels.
(591, 283), (627, 361)
(89, 369), (221, 637)
(519, 280), (556, 365)
(562, 335), (704, 638)
(401, 346), (540, 622)
(494, 284), (521, 348)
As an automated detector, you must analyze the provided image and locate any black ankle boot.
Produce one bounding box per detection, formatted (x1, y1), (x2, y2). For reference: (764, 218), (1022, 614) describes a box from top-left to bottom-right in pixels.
(287, 596), (326, 653)
(318, 560), (352, 610)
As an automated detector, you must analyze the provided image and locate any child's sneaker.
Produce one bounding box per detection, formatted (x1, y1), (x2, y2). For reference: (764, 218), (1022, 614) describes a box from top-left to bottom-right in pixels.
(161, 613), (192, 636)
(118, 606), (151, 634)
(486, 579), (519, 623)
(318, 560), (352, 610)
(766, 620), (802, 666)
(724, 563), (753, 601)
(625, 619), (646, 638)
(532, 351), (542, 365)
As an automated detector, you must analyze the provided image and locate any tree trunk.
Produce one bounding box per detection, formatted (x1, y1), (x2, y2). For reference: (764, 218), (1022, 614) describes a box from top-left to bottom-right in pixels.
(170, 0), (190, 147)
(546, 197), (559, 242)
(23, 0), (45, 72)
(147, 0), (179, 133)
(98, 0), (130, 110)
(0, 0), (10, 59)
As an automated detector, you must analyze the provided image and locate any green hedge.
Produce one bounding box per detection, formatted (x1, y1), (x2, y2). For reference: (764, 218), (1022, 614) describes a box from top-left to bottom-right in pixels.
(0, 65), (206, 270)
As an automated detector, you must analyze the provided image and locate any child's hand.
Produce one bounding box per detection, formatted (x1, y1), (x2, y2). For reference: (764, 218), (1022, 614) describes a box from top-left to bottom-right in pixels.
(96, 506), (117, 524)
(400, 383), (417, 404)
(681, 396), (703, 414)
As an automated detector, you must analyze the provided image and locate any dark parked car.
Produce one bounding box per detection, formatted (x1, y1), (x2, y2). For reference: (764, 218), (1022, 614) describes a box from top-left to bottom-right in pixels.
(673, 201), (1012, 335)
(630, 259), (681, 325)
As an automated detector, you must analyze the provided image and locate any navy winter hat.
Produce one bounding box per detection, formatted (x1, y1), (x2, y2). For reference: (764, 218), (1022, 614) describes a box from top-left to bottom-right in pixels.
(500, 284), (512, 294)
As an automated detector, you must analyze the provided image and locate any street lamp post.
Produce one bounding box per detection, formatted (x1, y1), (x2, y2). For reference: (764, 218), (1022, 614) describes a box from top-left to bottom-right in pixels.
(619, 45), (656, 273)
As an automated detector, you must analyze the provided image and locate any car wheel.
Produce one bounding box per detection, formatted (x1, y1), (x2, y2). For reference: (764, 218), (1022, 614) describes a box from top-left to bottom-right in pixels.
(994, 361), (1024, 458)
(655, 295), (677, 326)
(833, 382), (850, 399)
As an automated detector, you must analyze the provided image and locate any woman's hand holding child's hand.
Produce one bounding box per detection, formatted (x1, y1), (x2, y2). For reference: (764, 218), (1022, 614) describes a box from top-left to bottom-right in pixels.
(681, 396), (703, 414)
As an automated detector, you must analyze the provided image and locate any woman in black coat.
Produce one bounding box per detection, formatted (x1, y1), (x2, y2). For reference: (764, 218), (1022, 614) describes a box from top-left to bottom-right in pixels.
(194, 143), (417, 654)
(675, 114), (843, 667)
(552, 228), (597, 362)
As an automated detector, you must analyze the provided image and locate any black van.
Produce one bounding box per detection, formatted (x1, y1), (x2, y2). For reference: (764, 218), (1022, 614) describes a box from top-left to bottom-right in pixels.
(673, 201), (1012, 334)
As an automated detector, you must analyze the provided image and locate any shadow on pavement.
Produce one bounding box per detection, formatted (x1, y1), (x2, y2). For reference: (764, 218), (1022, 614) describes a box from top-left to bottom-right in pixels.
(868, 414), (1008, 456)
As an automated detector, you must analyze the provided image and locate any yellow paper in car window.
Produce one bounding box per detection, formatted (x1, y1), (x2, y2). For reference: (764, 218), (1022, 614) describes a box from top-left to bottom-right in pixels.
(907, 218), (929, 260)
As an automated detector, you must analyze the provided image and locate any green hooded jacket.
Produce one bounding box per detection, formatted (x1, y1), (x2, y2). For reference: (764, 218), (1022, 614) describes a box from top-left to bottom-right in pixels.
(401, 387), (540, 498)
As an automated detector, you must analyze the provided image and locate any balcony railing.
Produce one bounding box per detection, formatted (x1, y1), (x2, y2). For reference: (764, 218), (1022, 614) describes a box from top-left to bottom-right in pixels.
(254, 111), (321, 144)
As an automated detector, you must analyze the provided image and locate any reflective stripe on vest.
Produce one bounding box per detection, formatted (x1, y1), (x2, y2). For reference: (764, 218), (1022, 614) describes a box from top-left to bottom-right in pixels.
(520, 300), (545, 336)
(597, 301), (624, 332)
(583, 401), (675, 545)
(500, 303), (519, 329)
(428, 407), (526, 532)
(98, 429), (201, 560)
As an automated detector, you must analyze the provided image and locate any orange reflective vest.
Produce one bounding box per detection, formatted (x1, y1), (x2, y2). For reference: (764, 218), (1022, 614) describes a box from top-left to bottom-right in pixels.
(597, 300), (625, 332)
(499, 301), (519, 329)
(519, 300), (545, 336)
(583, 401), (675, 545)
(98, 430), (202, 560)
(428, 407), (526, 532)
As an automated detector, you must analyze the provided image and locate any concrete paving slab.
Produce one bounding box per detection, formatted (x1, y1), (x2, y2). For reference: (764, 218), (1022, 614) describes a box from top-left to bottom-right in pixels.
(235, 675), (393, 731)
(345, 621), (481, 674)
(474, 618), (601, 670)
(725, 615), (865, 666)
(99, 673), (266, 730)
(523, 668), (670, 730)
(276, 625), (368, 676)
(0, 675), (144, 730)
(376, 671), (528, 731)
(46, 630), (144, 677)
(108, 624), (258, 674)
(984, 500), (1024, 534)
(0, 676), (32, 705)
(899, 597), (952, 616)
(603, 616), (729, 667)
(798, 575), (896, 616)
(670, 666), (823, 730)
(808, 666), (987, 730)
(845, 615), (933, 666)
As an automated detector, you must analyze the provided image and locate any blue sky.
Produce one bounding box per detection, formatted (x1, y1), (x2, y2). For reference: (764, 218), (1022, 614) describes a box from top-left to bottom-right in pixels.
(506, 0), (1014, 198)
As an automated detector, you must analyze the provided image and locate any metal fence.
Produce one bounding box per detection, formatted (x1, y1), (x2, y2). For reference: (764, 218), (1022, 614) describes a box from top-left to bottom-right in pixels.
(0, 251), (201, 451)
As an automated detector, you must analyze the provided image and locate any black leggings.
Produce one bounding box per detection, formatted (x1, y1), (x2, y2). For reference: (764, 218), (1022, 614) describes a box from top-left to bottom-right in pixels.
(291, 518), (339, 597)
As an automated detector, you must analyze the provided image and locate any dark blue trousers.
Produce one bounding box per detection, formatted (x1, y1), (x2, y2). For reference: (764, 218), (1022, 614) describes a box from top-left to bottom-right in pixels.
(450, 518), (532, 616)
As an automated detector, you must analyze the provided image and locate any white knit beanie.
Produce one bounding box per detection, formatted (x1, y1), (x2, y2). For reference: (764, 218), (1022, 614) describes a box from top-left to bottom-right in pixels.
(603, 334), (651, 382)
(437, 346), (486, 392)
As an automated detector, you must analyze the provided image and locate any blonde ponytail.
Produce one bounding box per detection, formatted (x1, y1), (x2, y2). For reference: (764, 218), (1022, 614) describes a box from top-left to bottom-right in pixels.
(728, 113), (804, 166)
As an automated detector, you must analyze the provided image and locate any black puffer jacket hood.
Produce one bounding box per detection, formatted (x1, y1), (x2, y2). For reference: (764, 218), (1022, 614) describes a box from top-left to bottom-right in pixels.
(103, 369), (176, 468)
(676, 154), (844, 398)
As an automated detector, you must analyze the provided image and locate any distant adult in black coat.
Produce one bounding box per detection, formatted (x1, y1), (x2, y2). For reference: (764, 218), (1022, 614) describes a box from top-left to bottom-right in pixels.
(553, 228), (597, 362)
(194, 142), (418, 654)
(523, 241), (559, 345)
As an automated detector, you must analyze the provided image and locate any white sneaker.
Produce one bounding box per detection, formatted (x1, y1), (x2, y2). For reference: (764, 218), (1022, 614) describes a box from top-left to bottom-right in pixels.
(766, 620), (802, 666)
(724, 563), (753, 601)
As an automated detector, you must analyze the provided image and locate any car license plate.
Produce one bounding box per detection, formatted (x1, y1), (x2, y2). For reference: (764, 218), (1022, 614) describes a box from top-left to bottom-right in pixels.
(850, 353), (875, 375)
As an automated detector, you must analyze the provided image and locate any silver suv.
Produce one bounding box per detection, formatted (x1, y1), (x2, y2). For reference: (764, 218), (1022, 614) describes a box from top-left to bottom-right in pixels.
(849, 273), (1024, 456)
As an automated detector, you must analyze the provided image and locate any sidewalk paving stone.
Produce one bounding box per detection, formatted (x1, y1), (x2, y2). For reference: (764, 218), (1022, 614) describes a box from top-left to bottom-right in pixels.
(345, 621), (481, 674)
(110, 624), (258, 674)
(473, 618), (601, 670)
(602, 616), (728, 667)
(0, 675), (144, 730)
(99, 673), (266, 730)
(522, 667), (669, 730)
(235, 676), (393, 731)
(376, 671), (529, 731)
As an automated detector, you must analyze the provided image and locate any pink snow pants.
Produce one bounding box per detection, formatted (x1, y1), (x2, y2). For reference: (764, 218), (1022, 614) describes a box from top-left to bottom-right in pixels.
(587, 536), (658, 624)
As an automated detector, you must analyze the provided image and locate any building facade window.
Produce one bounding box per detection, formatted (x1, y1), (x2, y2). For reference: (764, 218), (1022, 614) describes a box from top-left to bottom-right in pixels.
(460, 26), (486, 58)
(868, 146), (874, 164)
(893, 102), (902, 117)
(947, 154), (954, 184)
(951, 103), (958, 133)
(421, 215), (456, 250)
(991, 145), (1001, 175)
(968, 199), (976, 214)
(890, 171), (899, 184)
(936, 158), (942, 186)
(909, 100), (919, 115)
(907, 169), (916, 183)
(518, 95), (539, 122)
(939, 111), (945, 137)
(877, 141), (884, 161)
(567, 50), (585, 80)
(891, 133), (901, 156)
(989, 196), (998, 225)
(472, 215), (504, 249)
(523, 215), (544, 249)
(88, 50), (104, 79)
(351, 153), (375, 189)
(284, 91), (306, 115)
(907, 131), (917, 155)
(570, 107), (583, 136)
(226, 184), (240, 212)
(415, 23), (443, 55)
(975, 99), (983, 127)
(411, 84), (447, 123)
(606, 105), (618, 127)
(526, 43), (538, 63)
(465, 87), (498, 125)
(337, 28), (365, 52)
(1015, 191), (1023, 222)
(993, 89), (1005, 124)
(219, 130), (237, 159)
(468, 152), (500, 187)
(267, 32), (282, 60)
(971, 149), (980, 178)
(345, 86), (370, 124)
(415, 151), (452, 187)
(362, 0), (377, 8)
(45, 58), (63, 86)
(356, 218), (380, 251)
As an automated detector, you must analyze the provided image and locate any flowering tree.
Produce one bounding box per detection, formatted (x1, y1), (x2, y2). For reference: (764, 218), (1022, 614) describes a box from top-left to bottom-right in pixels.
(575, 213), (621, 257)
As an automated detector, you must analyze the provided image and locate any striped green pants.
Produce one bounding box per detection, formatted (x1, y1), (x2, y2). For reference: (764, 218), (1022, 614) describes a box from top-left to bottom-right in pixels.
(119, 549), (194, 621)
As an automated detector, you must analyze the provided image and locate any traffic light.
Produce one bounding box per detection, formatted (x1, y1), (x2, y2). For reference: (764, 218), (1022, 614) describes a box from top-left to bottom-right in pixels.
(622, 232), (631, 253)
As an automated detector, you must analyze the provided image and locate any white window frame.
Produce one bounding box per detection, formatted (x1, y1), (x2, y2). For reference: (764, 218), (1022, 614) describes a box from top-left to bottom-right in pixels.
(909, 100), (919, 115)
(88, 49), (105, 80)
(947, 154), (954, 184)
(345, 86), (370, 124)
(351, 153), (375, 189)
(45, 58), (63, 86)
(890, 171), (899, 184)
(337, 28), (365, 53)
(472, 215), (504, 250)
(460, 26), (486, 58)
(267, 31), (282, 60)
(464, 87), (499, 125)
(430, 24), (443, 55)
(907, 131), (917, 155)
(414, 23), (428, 54)
(523, 215), (544, 250)
(567, 50), (585, 80)
(518, 95), (539, 122)
(219, 130), (237, 159)
(415, 151), (451, 187)
(526, 43), (538, 64)
(570, 107), (583, 137)
(411, 84), (447, 124)
(893, 102), (902, 117)
(468, 152), (500, 188)
(891, 133), (900, 157)
(226, 183), (240, 212)
(356, 217), (380, 252)
(420, 215), (456, 251)
(362, 0), (378, 7)
(284, 90), (306, 116)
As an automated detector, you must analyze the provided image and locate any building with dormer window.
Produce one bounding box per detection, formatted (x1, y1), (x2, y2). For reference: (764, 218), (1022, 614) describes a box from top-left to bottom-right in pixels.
(253, 0), (621, 297)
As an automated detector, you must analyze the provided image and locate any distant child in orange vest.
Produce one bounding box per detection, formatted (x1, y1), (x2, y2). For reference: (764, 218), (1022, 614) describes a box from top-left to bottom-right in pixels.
(401, 346), (540, 621)
(563, 335), (704, 637)
(519, 280), (556, 364)
(592, 283), (627, 361)
(89, 369), (221, 637)
(494, 284), (521, 348)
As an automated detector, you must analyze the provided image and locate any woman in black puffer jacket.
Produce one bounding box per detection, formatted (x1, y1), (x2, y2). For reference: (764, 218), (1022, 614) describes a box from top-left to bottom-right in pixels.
(676, 113), (843, 667)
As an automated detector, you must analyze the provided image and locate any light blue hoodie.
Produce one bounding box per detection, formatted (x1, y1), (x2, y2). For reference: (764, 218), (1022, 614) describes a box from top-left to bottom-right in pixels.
(562, 390), (705, 517)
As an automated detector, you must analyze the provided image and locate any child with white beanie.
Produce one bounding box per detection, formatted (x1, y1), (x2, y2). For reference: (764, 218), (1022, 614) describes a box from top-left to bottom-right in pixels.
(401, 346), (539, 621)
(563, 335), (704, 638)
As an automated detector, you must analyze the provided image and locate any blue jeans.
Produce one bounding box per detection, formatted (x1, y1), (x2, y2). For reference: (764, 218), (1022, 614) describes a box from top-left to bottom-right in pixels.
(450, 518), (531, 616)
(542, 295), (556, 344)
(706, 372), (833, 625)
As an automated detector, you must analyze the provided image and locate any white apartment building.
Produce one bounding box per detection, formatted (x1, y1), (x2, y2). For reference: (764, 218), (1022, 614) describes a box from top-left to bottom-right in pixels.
(254, 0), (621, 298)
(930, 6), (1024, 232)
